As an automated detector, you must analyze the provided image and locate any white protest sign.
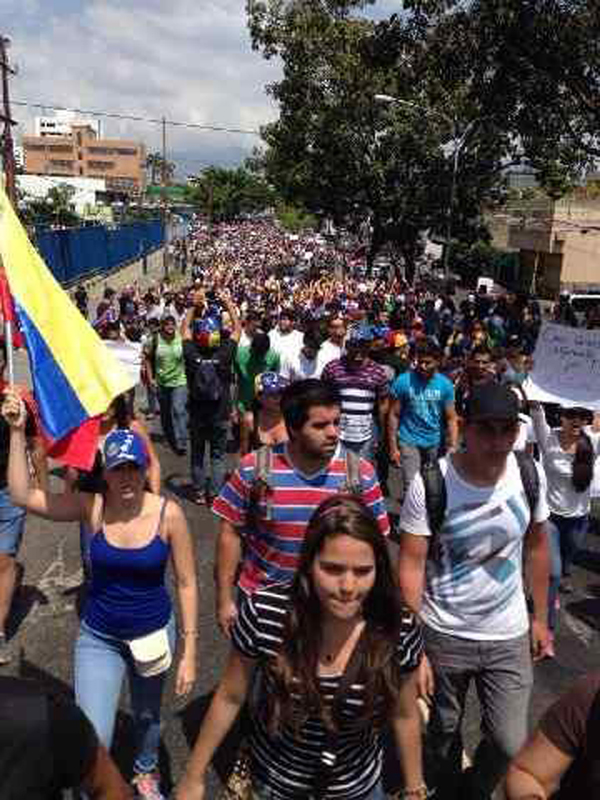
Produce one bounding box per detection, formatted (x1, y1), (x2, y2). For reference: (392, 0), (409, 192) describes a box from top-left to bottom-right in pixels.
(523, 322), (600, 409)
(104, 341), (143, 387)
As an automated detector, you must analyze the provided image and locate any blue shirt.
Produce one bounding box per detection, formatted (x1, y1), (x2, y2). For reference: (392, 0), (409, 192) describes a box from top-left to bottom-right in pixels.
(392, 370), (455, 448)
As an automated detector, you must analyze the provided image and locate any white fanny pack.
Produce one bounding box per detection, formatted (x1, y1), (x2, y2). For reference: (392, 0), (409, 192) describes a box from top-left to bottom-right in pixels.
(127, 627), (172, 678)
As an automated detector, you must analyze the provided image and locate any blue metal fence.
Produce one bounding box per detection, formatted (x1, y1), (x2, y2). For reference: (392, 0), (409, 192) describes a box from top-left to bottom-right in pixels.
(34, 220), (165, 285)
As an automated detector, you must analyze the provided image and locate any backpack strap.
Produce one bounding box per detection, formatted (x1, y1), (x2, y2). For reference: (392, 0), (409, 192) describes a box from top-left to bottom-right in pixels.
(249, 445), (274, 522)
(255, 444), (273, 488)
(514, 451), (540, 519)
(342, 448), (363, 496)
(421, 459), (447, 561)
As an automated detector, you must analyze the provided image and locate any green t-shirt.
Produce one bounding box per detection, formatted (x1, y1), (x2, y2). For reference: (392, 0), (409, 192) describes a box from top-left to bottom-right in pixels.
(154, 334), (187, 388)
(235, 346), (280, 412)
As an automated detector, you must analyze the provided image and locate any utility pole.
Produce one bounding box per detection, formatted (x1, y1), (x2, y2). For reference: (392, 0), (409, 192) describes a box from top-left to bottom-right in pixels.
(0, 35), (17, 206)
(161, 115), (168, 277)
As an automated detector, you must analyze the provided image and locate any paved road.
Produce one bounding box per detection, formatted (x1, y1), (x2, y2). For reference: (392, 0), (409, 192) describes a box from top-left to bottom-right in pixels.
(4, 356), (600, 795)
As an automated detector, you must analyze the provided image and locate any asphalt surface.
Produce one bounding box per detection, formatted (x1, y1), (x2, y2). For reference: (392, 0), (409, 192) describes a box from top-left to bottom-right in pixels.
(5, 355), (600, 797)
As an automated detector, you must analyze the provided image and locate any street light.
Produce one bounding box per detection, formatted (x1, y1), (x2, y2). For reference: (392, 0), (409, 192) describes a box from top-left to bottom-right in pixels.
(375, 93), (478, 279)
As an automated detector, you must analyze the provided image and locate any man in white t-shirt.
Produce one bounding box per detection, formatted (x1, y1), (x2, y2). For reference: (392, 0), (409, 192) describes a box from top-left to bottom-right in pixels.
(280, 331), (327, 382)
(397, 383), (550, 800)
(318, 313), (346, 368)
(268, 309), (303, 362)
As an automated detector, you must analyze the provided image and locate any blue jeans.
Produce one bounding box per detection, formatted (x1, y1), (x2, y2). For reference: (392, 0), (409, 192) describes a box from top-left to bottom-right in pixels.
(157, 384), (188, 451)
(0, 486), (26, 556)
(189, 418), (229, 495)
(424, 627), (533, 800)
(547, 513), (588, 630)
(397, 443), (440, 506)
(75, 616), (175, 774)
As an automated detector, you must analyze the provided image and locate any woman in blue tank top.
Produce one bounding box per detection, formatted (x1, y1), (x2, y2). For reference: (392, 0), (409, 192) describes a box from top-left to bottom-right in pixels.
(4, 398), (198, 800)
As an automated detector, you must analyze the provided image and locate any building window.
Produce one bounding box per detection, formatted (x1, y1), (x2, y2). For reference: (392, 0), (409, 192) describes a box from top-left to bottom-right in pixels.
(49, 160), (74, 168)
(114, 147), (138, 156)
(87, 160), (115, 170)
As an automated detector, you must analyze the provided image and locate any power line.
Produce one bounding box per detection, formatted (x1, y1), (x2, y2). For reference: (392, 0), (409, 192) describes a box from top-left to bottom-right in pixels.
(11, 99), (262, 136)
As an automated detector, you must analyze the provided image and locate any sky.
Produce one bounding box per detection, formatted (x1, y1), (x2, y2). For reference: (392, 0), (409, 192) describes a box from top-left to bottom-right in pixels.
(5, 0), (400, 177)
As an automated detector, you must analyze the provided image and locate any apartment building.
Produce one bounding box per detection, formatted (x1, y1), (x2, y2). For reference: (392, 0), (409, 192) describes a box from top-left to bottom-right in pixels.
(23, 123), (145, 195)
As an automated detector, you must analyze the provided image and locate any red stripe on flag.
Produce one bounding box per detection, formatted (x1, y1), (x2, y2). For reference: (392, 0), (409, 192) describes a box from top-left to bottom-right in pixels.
(0, 272), (24, 347)
(44, 416), (101, 471)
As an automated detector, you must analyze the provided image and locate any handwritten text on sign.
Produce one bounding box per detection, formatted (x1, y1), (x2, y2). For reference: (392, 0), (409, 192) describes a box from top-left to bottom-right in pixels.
(524, 323), (600, 409)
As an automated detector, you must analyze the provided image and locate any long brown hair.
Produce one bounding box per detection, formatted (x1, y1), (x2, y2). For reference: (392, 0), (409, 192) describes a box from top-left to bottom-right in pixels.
(561, 409), (594, 493)
(263, 495), (407, 734)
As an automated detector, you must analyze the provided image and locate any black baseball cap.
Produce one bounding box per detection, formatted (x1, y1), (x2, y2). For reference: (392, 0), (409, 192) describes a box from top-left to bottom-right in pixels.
(465, 383), (519, 422)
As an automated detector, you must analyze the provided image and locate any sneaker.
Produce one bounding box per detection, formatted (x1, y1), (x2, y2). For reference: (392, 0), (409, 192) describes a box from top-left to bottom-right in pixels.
(544, 633), (556, 660)
(0, 634), (12, 665)
(132, 771), (164, 800)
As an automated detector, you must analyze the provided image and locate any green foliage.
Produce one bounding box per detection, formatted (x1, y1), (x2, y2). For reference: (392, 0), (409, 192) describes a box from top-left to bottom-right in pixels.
(245, 0), (600, 280)
(145, 152), (176, 185)
(18, 183), (81, 228)
(185, 166), (277, 221)
(276, 204), (318, 232)
(246, 0), (509, 279)
(449, 240), (504, 288)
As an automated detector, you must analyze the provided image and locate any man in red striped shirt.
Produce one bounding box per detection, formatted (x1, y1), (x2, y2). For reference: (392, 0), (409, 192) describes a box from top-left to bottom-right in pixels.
(212, 379), (389, 636)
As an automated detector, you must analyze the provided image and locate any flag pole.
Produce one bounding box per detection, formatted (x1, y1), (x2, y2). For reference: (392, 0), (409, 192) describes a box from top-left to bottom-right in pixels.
(4, 318), (14, 386)
(0, 260), (14, 386)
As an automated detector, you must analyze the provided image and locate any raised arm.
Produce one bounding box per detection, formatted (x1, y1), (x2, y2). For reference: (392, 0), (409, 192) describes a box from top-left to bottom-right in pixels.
(4, 391), (88, 522)
(529, 401), (551, 451)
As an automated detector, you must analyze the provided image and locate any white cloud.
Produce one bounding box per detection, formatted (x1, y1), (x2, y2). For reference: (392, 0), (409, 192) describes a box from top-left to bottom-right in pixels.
(7, 0), (281, 171)
(7, 0), (398, 173)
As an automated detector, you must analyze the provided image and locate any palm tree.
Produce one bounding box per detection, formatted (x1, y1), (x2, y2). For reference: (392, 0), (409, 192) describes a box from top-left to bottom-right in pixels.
(145, 152), (162, 185)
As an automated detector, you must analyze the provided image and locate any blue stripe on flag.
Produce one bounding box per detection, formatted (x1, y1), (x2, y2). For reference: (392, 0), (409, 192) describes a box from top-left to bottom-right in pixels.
(16, 302), (89, 439)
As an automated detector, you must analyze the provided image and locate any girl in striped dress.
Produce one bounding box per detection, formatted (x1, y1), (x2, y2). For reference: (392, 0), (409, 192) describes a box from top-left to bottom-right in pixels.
(176, 494), (427, 800)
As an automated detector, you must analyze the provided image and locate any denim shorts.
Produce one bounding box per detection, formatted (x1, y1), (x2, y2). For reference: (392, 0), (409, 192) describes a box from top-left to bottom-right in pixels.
(0, 487), (26, 556)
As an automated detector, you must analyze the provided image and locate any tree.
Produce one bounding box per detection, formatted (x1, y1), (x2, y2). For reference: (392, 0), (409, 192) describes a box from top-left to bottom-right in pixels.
(374, 0), (600, 192)
(185, 165), (277, 221)
(145, 152), (176, 185)
(18, 183), (81, 228)
(246, 0), (509, 280)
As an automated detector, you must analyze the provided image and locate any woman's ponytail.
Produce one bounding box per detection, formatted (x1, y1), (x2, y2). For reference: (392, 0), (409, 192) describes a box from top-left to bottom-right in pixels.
(572, 432), (594, 493)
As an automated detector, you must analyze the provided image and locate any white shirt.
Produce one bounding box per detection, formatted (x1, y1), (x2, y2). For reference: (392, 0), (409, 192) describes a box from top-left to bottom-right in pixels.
(319, 339), (344, 368)
(268, 328), (303, 362)
(401, 453), (548, 640)
(239, 330), (253, 349)
(280, 349), (330, 382)
(531, 406), (600, 517)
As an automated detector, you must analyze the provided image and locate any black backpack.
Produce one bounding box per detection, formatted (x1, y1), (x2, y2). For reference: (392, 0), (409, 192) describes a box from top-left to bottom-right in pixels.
(422, 451), (540, 560)
(191, 357), (223, 404)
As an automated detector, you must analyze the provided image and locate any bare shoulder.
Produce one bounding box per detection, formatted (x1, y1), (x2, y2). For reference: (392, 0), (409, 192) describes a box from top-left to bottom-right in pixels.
(161, 496), (188, 531)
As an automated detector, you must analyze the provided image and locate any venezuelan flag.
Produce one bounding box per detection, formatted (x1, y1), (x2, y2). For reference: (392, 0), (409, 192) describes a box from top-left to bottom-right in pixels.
(0, 186), (134, 445)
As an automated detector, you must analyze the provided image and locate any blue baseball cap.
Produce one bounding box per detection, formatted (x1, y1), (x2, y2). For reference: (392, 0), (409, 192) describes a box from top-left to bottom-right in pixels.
(103, 429), (149, 471)
(347, 324), (374, 345)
